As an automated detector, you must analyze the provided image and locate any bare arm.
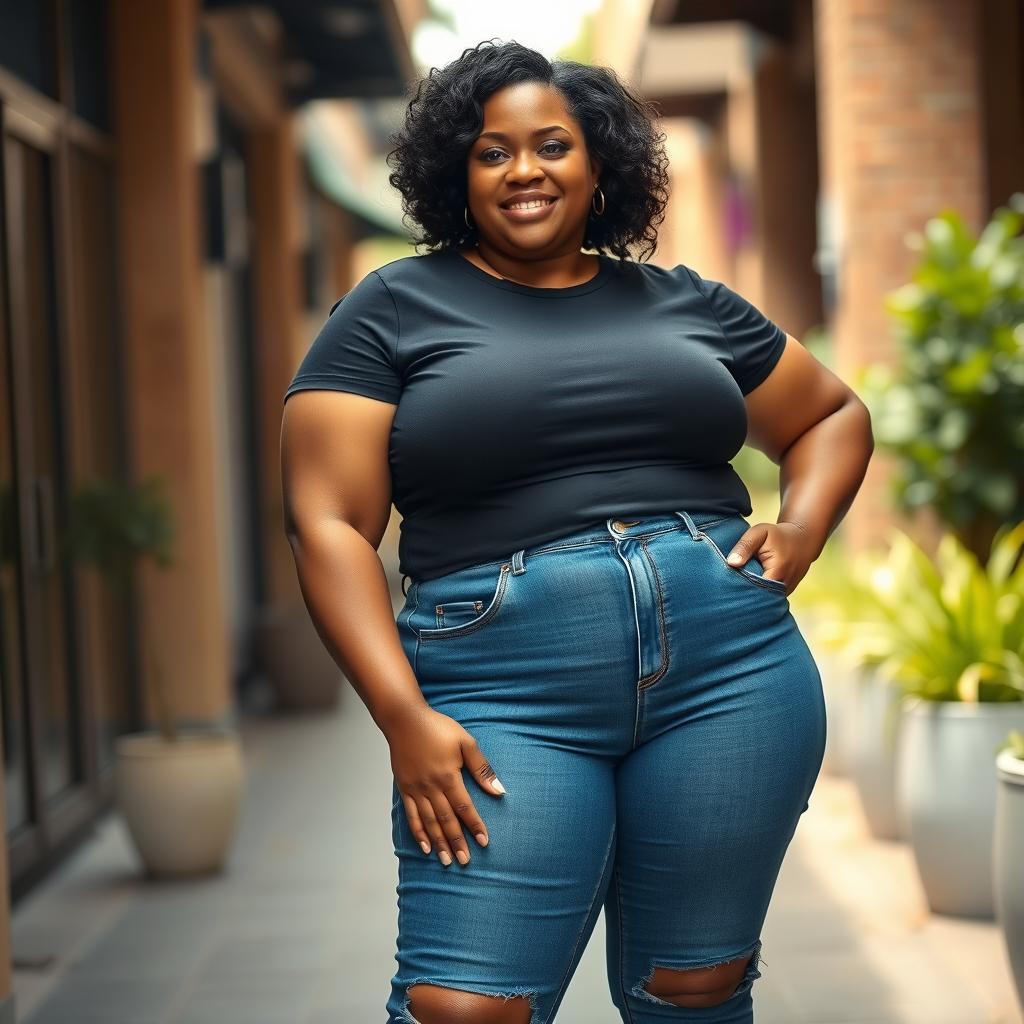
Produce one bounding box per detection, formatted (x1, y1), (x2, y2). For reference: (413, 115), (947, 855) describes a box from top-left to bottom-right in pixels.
(722, 336), (875, 589)
(280, 389), (428, 735)
(280, 388), (504, 869)
(746, 335), (874, 555)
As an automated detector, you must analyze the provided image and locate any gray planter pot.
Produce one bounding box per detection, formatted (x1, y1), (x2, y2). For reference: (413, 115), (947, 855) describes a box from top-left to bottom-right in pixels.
(254, 602), (343, 711)
(995, 748), (1024, 1011)
(897, 698), (1024, 918)
(849, 668), (906, 841)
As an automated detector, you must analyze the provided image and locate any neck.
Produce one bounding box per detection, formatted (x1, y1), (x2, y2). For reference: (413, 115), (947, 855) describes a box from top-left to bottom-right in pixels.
(469, 243), (597, 288)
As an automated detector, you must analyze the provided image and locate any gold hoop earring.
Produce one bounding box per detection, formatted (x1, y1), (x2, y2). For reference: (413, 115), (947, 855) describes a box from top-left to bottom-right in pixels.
(464, 205), (474, 229)
(591, 186), (605, 216)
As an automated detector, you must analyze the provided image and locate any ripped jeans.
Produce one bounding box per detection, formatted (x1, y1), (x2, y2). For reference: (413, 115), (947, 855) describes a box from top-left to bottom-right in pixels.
(387, 510), (827, 1023)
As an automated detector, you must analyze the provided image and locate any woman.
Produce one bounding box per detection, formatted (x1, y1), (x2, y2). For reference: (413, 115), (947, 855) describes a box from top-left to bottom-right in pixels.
(280, 40), (873, 1024)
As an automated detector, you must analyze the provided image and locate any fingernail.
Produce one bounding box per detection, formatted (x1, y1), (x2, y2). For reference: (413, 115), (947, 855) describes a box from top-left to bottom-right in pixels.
(475, 832), (488, 846)
(456, 849), (469, 865)
(439, 851), (452, 866)
(420, 840), (430, 855)
(492, 779), (506, 794)
(727, 552), (742, 565)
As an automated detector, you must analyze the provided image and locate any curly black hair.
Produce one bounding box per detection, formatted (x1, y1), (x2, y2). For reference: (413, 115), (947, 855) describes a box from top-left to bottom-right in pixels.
(386, 39), (671, 263)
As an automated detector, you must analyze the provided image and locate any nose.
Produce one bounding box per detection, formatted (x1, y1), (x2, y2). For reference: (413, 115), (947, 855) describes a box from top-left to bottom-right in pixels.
(507, 149), (544, 183)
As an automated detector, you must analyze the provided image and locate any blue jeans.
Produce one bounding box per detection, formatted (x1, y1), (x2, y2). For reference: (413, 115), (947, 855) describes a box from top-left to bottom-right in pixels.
(388, 510), (826, 1023)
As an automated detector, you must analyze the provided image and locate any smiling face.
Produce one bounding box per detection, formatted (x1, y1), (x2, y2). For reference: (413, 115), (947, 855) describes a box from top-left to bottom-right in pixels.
(465, 81), (601, 258)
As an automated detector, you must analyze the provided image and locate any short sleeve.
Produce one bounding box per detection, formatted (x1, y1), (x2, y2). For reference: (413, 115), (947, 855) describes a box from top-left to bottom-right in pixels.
(283, 270), (401, 405)
(685, 266), (788, 395)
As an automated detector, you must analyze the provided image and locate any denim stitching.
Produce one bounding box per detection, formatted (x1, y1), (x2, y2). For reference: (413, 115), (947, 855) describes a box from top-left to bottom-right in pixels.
(417, 564), (511, 641)
(631, 683), (644, 750)
(407, 582), (422, 677)
(435, 600), (484, 629)
(527, 537), (610, 557)
(613, 542), (644, 686)
(636, 537), (670, 691)
(698, 529), (789, 594)
(410, 517), (735, 582)
(686, 515), (731, 530)
(544, 824), (617, 1024)
(521, 519), (726, 561)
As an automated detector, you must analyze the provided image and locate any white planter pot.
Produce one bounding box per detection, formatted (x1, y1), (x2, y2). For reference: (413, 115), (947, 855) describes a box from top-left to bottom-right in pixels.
(995, 748), (1024, 1010)
(897, 698), (1024, 918)
(115, 730), (245, 878)
(817, 649), (858, 778)
(849, 668), (907, 840)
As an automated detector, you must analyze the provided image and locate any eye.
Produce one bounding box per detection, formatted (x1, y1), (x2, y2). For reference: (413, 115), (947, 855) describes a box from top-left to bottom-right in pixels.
(478, 140), (569, 163)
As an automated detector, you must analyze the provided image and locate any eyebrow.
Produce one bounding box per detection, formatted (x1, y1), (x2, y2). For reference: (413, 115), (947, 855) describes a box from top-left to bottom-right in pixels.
(476, 125), (571, 142)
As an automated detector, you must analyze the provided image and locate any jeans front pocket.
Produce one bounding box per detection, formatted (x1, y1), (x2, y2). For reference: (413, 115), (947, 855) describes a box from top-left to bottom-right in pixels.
(696, 517), (789, 595)
(410, 560), (512, 641)
(435, 599), (485, 629)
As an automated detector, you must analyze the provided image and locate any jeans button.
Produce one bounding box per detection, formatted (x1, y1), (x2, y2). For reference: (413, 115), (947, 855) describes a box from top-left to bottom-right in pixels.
(611, 520), (626, 533)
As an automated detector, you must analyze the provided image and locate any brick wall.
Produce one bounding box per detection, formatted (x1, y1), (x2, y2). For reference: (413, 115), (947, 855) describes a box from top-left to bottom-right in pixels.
(813, 0), (985, 554)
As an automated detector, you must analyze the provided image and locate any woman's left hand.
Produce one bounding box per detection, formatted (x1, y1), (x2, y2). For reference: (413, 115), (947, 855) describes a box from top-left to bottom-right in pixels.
(724, 521), (815, 596)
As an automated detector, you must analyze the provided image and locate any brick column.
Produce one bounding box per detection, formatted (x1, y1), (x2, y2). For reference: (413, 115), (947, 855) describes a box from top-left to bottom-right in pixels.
(111, 0), (232, 725)
(814, 0), (985, 554)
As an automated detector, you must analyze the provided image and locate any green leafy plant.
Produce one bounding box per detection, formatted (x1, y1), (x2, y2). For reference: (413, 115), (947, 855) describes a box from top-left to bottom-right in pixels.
(816, 521), (1024, 703)
(65, 476), (178, 739)
(857, 193), (1024, 564)
(1000, 728), (1024, 760)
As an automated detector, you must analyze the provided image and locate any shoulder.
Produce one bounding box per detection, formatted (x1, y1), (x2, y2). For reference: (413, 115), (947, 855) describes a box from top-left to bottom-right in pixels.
(367, 251), (454, 292)
(603, 256), (701, 301)
(325, 253), (450, 319)
(608, 256), (698, 286)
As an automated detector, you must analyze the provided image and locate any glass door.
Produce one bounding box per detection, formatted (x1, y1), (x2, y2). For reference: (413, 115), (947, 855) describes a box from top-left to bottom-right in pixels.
(3, 123), (84, 879)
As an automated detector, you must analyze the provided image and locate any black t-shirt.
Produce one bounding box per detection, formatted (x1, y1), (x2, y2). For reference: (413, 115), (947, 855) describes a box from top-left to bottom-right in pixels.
(283, 249), (788, 582)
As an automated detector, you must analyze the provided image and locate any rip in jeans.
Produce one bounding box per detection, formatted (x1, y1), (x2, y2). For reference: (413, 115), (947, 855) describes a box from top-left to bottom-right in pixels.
(398, 979), (541, 1024)
(632, 938), (764, 1008)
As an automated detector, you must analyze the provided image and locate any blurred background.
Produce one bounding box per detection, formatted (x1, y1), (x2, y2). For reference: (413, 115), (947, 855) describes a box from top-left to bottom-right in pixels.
(0, 0), (1023, 1021)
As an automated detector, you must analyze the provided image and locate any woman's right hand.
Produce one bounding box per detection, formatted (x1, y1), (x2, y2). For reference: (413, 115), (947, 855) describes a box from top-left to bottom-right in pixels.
(385, 703), (506, 867)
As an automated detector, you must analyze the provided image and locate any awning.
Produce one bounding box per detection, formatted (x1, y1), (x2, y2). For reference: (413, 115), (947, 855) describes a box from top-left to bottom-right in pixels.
(301, 104), (410, 238)
(202, 0), (417, 103)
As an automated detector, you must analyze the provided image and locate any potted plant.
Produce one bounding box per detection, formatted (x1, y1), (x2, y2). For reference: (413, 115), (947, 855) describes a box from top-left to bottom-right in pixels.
(863, 522), (1024, 918)
(858, 192), (1024, 566)
(995, 727), (1024, 1008)
(66, 475), (245, 877)
(845, 193), (1024, 908)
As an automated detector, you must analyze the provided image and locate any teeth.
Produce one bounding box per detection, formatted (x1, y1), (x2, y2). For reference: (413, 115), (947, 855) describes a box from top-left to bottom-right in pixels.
(507, 198), (554, 210)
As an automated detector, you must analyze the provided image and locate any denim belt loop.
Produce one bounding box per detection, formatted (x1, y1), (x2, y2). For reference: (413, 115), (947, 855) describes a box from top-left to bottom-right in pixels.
(511, 548), (527, 575)
(673, 511), (703, 541)
(401, 573), (412, 596)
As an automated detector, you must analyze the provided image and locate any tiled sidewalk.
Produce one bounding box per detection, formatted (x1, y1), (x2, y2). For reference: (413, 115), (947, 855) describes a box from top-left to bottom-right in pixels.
(11, 687), (1023, 1023)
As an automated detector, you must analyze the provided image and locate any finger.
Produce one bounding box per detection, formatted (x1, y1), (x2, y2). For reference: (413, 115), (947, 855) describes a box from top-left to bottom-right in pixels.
(444, 778), (488, 849)
(726, 524), (769, 566)
(430, 788), (472, 866)
(417, 793), (455, 867)
(401, 794), (432, 856)
(461, 733), (506, 795)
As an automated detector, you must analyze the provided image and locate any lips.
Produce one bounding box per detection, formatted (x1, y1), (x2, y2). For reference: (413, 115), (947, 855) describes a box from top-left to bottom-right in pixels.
(499, 191), (559, 209)
(498, 196), (560, 223)
(504, 197), (557, 210)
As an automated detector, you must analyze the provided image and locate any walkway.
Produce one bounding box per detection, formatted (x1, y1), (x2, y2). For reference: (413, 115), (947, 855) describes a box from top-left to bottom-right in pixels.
(12, 672), (1022, 1023)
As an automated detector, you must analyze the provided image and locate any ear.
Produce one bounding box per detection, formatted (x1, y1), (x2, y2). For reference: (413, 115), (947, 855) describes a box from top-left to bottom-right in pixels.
(589, 155), (603, 185)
